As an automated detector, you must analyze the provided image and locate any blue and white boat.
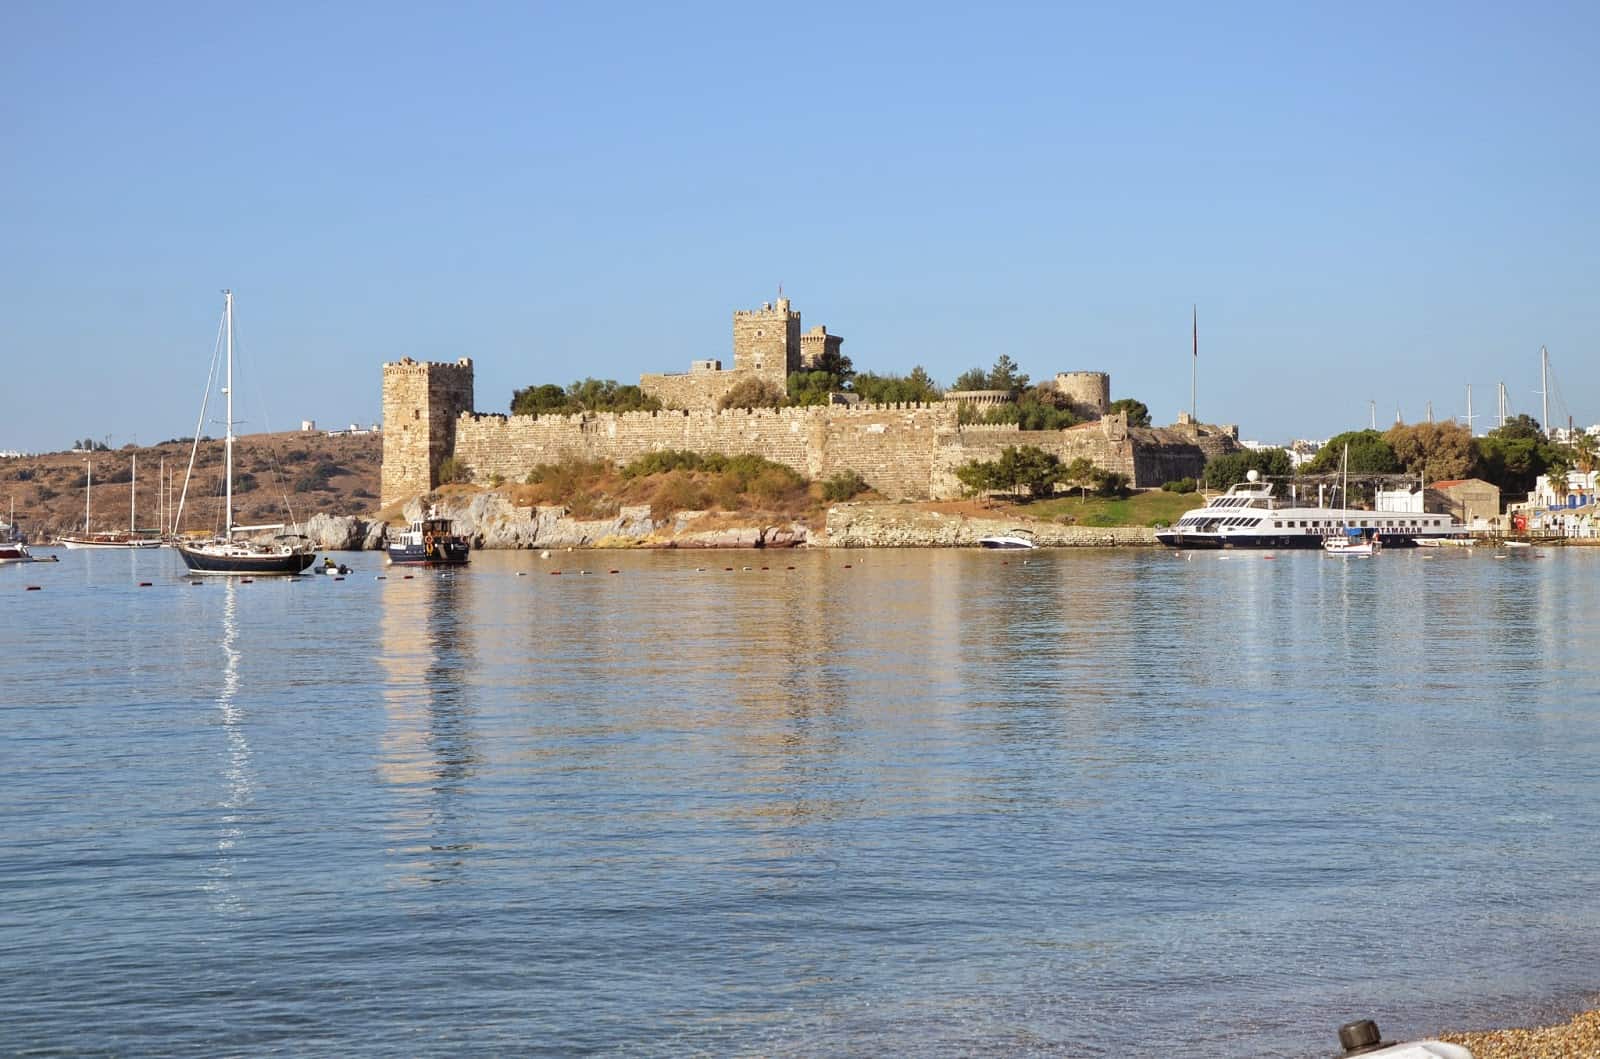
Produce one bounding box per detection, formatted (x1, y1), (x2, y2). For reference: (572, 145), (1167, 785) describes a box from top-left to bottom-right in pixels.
(1156, 470), (1467, 550)
(387, 508), (470, 565)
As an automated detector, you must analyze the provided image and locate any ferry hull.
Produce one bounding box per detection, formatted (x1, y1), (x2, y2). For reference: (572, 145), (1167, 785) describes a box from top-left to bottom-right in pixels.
(1156, 532), (1448, 550)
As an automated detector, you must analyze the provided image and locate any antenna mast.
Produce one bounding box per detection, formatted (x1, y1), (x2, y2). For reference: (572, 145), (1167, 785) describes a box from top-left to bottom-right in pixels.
(1464, 385), (1475, 436)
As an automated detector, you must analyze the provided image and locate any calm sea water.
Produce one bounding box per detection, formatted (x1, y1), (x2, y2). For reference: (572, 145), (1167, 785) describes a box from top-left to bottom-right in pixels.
(3, 545), (1599, 1056)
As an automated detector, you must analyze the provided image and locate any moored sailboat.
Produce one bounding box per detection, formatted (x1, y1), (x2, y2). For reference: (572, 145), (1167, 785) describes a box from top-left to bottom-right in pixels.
(174, 291), (316, 576)
(56, 455), (163, 548)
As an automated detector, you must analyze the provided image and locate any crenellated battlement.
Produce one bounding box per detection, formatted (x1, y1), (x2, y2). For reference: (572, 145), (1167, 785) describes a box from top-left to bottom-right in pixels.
(381, 294), (1231, 507)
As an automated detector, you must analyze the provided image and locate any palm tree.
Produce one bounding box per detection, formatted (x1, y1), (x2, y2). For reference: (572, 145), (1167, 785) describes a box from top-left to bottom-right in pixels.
(1547, 451), (1572, 508)
(1574, 431), (1596, 475)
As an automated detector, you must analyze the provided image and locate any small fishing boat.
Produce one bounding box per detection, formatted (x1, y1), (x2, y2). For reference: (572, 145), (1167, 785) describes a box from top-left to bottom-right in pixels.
(314, 557), (352, 575)
(1322, 529), (1381, 557)
(387, 508), (471, 565)
(978, 528), (1037, 549)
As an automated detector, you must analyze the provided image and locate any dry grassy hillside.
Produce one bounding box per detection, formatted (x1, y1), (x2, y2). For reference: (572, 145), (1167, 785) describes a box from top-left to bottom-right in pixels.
(2, 431), (380, 542)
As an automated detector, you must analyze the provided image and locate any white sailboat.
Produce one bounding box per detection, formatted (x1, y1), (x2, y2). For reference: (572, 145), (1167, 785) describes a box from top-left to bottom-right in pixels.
(56, 454), (163, 548)
(1323, 444), (1381, 557)
(173, 290), (316, 575)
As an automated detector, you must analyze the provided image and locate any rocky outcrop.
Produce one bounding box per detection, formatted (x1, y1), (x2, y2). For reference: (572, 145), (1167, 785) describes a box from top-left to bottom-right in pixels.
(395, 494), (809, 549)
(823, 503), (1158, 548)
(299, 513), (387, 551)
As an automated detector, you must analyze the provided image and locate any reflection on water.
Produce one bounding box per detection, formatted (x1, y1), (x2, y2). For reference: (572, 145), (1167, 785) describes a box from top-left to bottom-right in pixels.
(379, 570), (479, 886)
(4, 547), (1600, 1057)
(203, 579), (251, 916)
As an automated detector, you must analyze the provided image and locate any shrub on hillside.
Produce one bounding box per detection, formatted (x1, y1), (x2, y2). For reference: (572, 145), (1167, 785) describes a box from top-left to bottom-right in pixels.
(524, 459), (607, 495)
(623, 450), (707, 478)
(821, 470), (869, 501)
(1161, 477), (1196, 493)
(718, 377), (786, 411)
(436, 456), (472, 484)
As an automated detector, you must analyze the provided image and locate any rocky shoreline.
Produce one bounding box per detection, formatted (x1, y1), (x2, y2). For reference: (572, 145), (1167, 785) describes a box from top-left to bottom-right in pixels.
(293, 497), (1162, 551)
(822, 502), (1159, 548)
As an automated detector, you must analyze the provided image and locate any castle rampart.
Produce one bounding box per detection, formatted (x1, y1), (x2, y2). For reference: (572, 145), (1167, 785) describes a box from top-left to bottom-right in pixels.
(452, 402), (958, 500)
(381, 295), (1236, 508)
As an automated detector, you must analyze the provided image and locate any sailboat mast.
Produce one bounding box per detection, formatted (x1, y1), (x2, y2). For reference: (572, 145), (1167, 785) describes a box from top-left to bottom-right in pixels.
(131, 453), (137, 533)
(224, 289), (234, 540)
(1541, 346), (1549, 438)
(85, 458), (91, 532)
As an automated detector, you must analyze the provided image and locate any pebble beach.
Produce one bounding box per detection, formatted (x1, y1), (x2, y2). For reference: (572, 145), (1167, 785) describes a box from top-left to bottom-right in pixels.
(1442, 1005), (1600, 1058)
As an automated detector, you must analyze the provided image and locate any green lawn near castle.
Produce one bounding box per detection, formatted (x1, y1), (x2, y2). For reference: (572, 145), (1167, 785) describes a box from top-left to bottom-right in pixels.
(1003, 489), (1205, 528)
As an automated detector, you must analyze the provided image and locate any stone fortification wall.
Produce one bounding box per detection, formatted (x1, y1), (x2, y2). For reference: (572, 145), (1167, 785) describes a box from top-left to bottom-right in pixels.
(451, 402), (959, 499)
(639, 367), (755, 412)
(381, 357), (474, 506)
(944, 390), (1013, 408)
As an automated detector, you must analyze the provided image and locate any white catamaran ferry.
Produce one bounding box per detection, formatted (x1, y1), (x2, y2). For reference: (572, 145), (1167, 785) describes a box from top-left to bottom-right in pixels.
(1155, 471), (1468, 550)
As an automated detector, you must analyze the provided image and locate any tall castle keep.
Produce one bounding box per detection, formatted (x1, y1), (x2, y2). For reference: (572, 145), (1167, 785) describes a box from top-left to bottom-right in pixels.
(381, 356), (475, 505)
(639, 297), (841, 411)
(380, 297), (1238, 508)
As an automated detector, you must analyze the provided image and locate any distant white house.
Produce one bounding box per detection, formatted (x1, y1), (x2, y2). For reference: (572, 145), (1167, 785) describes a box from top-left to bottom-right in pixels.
(1507, 469), (1599, 537)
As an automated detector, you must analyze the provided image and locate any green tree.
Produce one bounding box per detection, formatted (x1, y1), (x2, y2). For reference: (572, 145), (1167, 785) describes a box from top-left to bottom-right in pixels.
(1491, 413), (1543, 441)
(1062, 456), (1098, 499)
(955, 445), (1064, 499)
(1107, 398), (1151, 428)
(1384, 421), (1479, 481)
(1204, 448), (1294, 489)
(952, 367), (990, 392)
(511, 379), (661, 416)
(1302, 431), (1400, 476)
(720, 377), (787, 411)
(787, 369), (846, 406)
(851, 368), (942, 404)
(1474, 433), (1550, 498)
(1574, 432), (1597, 474)
(986, 355), (1029, 394)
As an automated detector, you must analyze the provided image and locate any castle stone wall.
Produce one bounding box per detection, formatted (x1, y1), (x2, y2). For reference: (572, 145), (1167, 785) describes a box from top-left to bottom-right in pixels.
(640, 367), (756, 412)
(451, 402), (959, 500)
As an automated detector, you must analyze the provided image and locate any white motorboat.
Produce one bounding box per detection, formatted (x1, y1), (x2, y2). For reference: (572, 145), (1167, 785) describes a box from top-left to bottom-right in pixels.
(978, 529), (1037, 549)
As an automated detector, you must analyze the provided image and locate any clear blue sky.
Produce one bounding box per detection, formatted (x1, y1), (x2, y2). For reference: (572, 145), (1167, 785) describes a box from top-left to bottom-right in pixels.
(3, 1), (1597, 452)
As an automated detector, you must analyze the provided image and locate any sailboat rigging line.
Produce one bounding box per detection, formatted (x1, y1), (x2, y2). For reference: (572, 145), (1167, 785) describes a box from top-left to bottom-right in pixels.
(232, 321), (302, 532)
(173, 311), (227, 538)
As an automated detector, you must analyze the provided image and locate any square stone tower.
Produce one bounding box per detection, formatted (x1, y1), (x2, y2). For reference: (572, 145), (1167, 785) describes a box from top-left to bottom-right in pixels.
(381, 357), (475, 507)
(732, 298), (801, 385)
(799, 324), (844, 370)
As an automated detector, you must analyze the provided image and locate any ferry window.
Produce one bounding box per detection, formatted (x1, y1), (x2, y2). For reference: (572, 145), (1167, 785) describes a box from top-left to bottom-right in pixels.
(1273, 522), (1282, 529)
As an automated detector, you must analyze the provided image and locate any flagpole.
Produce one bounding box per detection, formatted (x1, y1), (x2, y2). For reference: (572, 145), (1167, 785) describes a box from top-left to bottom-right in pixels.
(1191, 304), (1197, 423)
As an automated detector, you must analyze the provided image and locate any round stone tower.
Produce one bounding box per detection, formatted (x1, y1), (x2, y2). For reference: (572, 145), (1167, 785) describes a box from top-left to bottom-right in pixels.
(1054, 371), (1110, 419)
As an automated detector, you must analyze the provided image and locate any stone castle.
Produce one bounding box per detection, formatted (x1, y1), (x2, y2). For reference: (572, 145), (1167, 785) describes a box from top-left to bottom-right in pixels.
(381, 298), (1238, 508)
